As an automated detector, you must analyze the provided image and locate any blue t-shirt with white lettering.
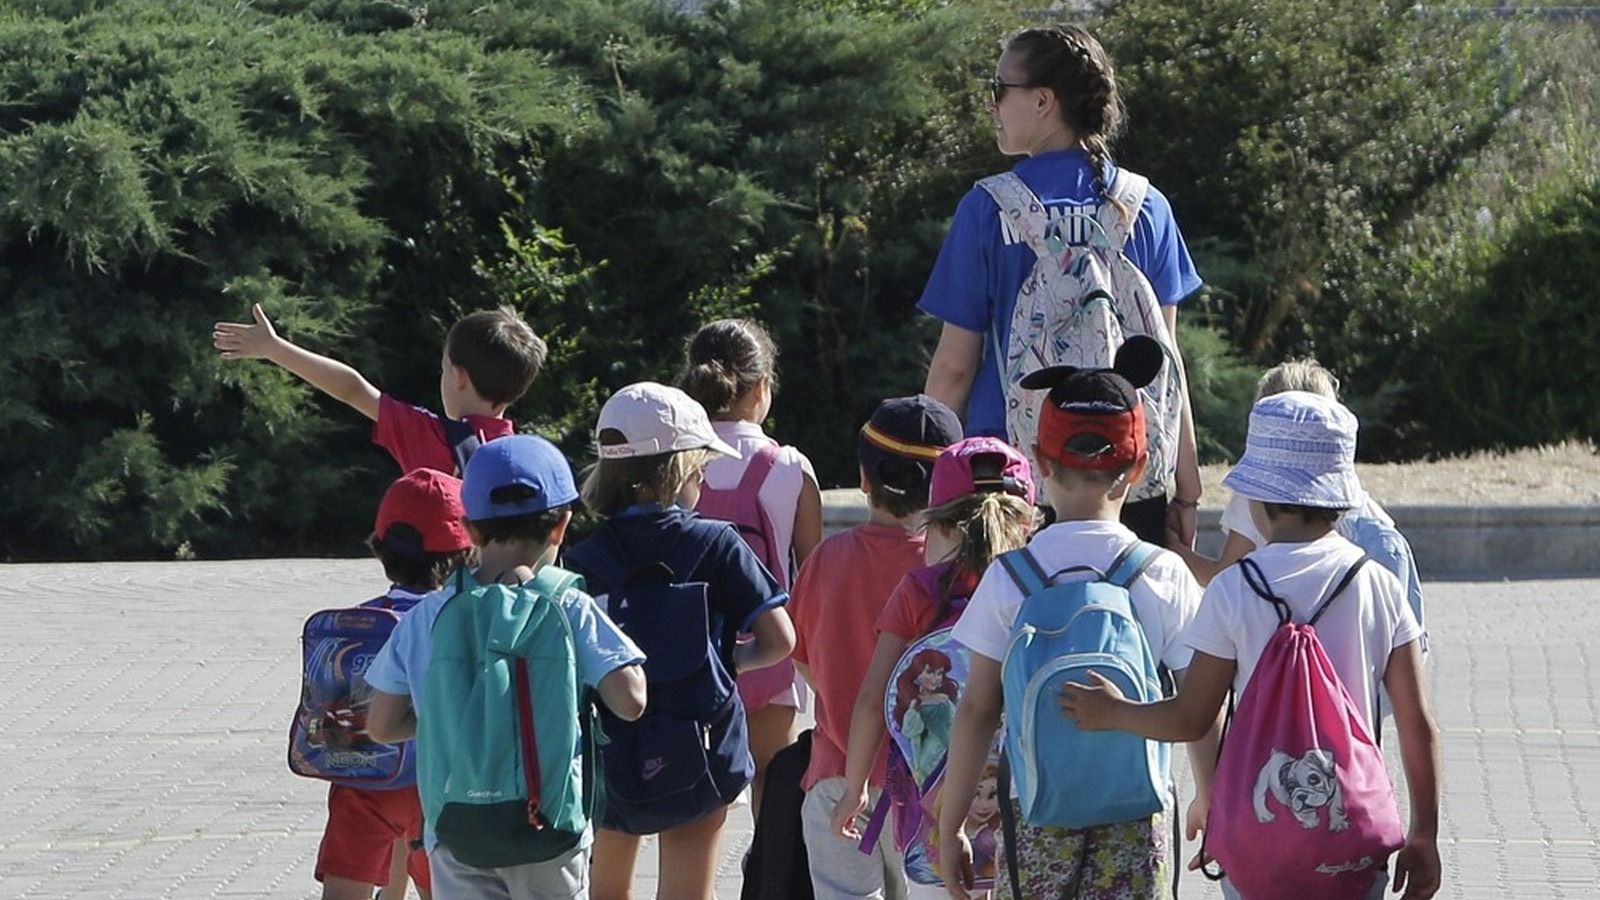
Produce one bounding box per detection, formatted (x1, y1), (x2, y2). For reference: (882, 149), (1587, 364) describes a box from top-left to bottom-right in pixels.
(917, 148), (1203, 437)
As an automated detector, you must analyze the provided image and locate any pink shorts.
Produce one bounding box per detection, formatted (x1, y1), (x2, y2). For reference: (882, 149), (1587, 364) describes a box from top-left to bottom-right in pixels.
(738, 659), (809, 713)
(316, 784), (430, 890)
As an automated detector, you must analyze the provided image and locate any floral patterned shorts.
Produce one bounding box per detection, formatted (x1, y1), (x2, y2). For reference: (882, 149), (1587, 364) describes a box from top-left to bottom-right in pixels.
(995, 803), (1171, 900)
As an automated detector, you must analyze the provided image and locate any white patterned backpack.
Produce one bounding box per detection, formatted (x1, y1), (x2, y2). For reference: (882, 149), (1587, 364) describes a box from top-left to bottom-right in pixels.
(978, 170), (1182, 501)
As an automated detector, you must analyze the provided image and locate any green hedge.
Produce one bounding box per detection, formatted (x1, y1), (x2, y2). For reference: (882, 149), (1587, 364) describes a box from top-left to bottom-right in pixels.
(0, 0), (1590, 560)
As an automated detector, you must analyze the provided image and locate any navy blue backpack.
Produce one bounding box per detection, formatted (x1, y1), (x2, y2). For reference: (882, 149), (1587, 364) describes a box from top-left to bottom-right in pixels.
(566, 519), (754, 834)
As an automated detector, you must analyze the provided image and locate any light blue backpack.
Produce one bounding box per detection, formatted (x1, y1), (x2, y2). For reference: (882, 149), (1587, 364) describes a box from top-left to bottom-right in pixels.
(996, 541), (1168, 829)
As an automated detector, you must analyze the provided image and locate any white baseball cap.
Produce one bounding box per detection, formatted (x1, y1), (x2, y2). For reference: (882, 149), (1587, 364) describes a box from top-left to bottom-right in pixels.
(596, 382), (741, 460)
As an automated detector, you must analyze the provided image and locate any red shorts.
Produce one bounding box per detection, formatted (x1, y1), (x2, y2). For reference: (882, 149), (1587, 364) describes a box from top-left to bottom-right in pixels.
(316, 784), (430, 890)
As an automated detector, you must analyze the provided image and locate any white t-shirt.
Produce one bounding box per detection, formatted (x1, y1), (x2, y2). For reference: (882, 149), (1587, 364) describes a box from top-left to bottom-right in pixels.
(705, 420), (815, 584)
(1184, 534), (1423, 732)
(953, 520), (1203, 671)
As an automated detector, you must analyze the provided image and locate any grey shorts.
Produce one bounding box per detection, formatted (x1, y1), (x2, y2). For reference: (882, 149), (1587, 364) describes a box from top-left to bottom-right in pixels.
(428, 841), (590, 900)
(801, 777), (909, 900)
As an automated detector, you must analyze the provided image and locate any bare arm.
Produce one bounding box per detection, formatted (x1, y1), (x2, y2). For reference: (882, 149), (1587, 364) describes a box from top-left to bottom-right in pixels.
(1385, 639), (1441, 899)
(923, 323), (983, 419)
(791, 462), (824, 566)
(366, 690), (416, 744)
(1171, 667), (1225, 856)
(734, 606), (796, 674)
(214, 303), (382, 421)
(1172, 530), (1257, 586)
(935, 655), (1004, 900)
(597, 664), (648, 722)
(1162, 305), (1202, 545)
(1059, 649), (1235, 743)
(830, 632), (912, 838)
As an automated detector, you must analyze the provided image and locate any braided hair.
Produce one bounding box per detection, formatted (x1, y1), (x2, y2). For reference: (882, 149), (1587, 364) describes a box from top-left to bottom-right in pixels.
(1006, 24), (1129, 222)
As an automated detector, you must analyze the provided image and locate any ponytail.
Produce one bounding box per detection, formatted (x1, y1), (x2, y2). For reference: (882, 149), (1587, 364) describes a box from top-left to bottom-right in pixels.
(677, 318), (779, 418)
(924, 492), (1037, 627)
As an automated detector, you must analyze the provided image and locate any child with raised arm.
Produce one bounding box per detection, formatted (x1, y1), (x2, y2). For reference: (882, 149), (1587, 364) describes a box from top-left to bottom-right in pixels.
(214, 304), (545, 473)
(1062, 392), (1440, 900)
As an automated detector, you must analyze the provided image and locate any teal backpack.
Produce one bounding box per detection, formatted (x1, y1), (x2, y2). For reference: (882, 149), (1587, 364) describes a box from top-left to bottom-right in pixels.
(418, 565), (597, 868)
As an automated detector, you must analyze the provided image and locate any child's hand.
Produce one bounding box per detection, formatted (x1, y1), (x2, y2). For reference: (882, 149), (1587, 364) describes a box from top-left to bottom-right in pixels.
(1184, 796), (1211, 870)
(829, 784), (869, 841)
(1392, 834), (1441, 899)
(1185, 795), (1207, 842)
(213, 303), (282, 360)
(936, 828), (975, 900)
(1057, 670), (1126, 730)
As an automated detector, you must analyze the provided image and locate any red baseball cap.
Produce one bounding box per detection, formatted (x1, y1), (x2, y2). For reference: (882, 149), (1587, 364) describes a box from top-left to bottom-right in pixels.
(1021, 335), (1162, 471)
(374, 469), (471, 554)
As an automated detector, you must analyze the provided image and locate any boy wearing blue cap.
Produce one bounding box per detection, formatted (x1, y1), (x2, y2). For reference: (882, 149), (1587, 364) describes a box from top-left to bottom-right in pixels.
(366, 434), (647, 899)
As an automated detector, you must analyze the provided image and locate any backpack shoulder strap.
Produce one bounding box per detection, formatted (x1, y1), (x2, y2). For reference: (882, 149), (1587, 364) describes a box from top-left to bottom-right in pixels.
(1308, 555), (1373, 626)
(664, 518), (723, 584)
(996, 548), (1050, 597)
(1236, 556), (1293, 625)
(734, 442), (782, 496)
(528, 564), (585, 605)
(439, 416), (482, 477)
(977, 172), (1055, 260)
(1105, 541), (1161, 589)
(1096, 168), (1149, 249)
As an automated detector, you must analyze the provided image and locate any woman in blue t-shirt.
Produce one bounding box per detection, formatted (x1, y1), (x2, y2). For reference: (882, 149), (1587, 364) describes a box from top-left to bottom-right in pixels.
(919, 24), (1205, 546)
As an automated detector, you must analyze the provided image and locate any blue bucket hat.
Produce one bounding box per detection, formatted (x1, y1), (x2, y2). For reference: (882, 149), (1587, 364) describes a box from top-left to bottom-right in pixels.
(1223, 391), (1366, 509)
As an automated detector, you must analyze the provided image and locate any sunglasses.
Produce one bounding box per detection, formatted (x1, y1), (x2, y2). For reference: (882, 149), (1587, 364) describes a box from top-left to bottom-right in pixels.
(988, 77), (1033, 105)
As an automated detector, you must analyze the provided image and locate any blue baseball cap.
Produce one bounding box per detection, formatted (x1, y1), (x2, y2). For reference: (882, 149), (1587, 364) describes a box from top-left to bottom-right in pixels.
(462, 434), (579, 521)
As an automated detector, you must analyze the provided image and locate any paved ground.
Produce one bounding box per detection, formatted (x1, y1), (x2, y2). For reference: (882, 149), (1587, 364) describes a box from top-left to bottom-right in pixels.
(0, 560), (1595, 899)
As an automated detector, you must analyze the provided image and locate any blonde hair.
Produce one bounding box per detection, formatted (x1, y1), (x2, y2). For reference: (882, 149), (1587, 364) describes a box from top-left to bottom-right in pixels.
(922, 493), (1036, 626)
(1257, 358), (1340, 401)
(581, 443), (717, 517)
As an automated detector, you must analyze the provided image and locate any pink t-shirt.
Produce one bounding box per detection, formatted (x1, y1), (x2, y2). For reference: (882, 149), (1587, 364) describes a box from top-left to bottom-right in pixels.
(790, 522), (926, 790)
(371, 394), (515, 475)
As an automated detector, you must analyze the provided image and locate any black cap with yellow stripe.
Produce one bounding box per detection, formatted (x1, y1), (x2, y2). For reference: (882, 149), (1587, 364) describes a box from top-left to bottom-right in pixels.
(857, 394), (964, 498)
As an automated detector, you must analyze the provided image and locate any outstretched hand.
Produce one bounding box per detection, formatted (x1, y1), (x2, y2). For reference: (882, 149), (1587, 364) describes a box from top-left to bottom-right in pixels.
(213, 303), (281, 360)
(1057, 670), (1127, 730)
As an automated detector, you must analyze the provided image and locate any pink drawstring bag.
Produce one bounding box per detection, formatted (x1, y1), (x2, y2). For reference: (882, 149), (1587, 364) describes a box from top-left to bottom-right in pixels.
(1203, 557), (1405, 900)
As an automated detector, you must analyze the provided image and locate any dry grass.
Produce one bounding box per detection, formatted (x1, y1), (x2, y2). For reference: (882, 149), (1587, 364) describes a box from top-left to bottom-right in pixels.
(1198, 440), (1600, 508)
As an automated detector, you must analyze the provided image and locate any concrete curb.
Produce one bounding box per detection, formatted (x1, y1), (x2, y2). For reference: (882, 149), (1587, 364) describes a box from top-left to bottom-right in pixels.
(819, 490), (1600, 579)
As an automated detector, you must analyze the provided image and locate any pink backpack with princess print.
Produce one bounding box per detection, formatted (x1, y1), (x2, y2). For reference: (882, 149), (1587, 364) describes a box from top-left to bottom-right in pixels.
(1203, 556), (1405, 900)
